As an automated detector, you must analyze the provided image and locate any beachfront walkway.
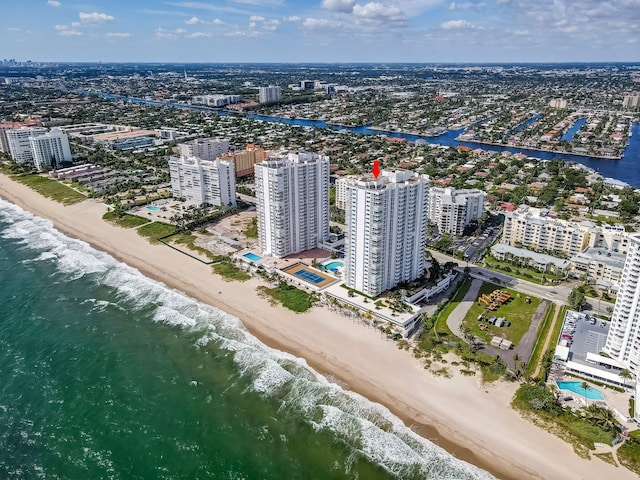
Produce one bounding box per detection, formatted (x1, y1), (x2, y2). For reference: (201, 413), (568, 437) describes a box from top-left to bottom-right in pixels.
(446, 278), (483, 340)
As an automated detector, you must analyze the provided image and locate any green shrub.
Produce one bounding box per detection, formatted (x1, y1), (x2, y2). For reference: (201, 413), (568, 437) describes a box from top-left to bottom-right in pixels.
(257, 282), (315, 313)
(137, 222), (176, 243)
(14, 174), (86, 205)
(103, 211), (149, 228)
(211, 260), (251, 282)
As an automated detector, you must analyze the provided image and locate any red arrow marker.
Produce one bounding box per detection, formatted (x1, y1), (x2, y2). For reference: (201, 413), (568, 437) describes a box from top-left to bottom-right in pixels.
(372, 159), (381, 179)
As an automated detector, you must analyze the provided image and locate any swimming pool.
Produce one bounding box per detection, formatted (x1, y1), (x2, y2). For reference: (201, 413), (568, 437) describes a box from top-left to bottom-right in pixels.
(323, 260), (344, 272)
(243, 252), (262, 262)
(146, 205), (160, 211)
(556, 381), (605, 401)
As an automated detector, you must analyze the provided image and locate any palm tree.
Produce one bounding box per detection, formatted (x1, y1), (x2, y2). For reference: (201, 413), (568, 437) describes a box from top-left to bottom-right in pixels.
(584, 404), (622, 434)
(619, 369), (633, 390)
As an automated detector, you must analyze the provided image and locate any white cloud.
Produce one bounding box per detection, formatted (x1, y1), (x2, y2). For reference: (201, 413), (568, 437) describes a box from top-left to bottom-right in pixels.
(60, 30), (82, 36)
(302, 17), (341, 29)
(186, 31), (213, 38)
(389, 0), (442, 16)
(154, 27), (188, 39)
(79, 12), (115, 24)
(185, 16), (204, 24)
(448, 1), (486, 10)
(106, 32), (132, 38)
(353, 2), (406, 22)
(249, 15), (265, 21)
(71, 22), (80, 28)
(47, 0), (61, 7)
(154, 28), (173, 39)
(283, 15), (301, 22)
(212, 18), (225, 24)
(321, 0), (356, 13)
(8, 27), (24, 32)
(441, 19), (474, 29)
(54, 24), (68, 30)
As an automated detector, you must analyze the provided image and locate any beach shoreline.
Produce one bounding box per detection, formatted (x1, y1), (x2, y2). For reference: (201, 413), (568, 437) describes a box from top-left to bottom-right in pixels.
(1, 172), (634, 480)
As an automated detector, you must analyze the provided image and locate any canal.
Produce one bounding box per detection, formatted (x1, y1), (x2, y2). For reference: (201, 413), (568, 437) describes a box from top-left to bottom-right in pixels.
(70, 89), (640, 188)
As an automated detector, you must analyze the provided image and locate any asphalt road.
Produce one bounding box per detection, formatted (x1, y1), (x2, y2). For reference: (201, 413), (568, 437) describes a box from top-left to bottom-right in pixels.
(427, 249), (613, 317)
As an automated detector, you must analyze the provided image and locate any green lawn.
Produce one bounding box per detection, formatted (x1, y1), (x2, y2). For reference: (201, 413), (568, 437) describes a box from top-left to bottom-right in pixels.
(211, 260), (251, 282)
(527, 303), (557, 376)
(462, 282), (540, 346)
(484, 258), (563, 285)
(102, 211), (150, 228)
(418, 276), (471, 350)
(243, 217), (258, 238)
(435, 277), (472, 337)
(513, 384), (616, 456)
(14, 174), (87, 205)
(136, 222), (176, 243)
(618, 441), (640, 475)
(168, 232), (220, 261)
(257, 283), (315, 313)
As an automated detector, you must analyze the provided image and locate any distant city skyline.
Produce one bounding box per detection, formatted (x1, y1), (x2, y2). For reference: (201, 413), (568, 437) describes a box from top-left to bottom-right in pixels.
(2, 1), (640, 63)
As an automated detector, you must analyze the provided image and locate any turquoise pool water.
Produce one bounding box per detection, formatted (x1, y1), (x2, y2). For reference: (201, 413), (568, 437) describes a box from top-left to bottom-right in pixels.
(147, 205), (160, 211)
(243, 252), (262, 262)
(324, 261), (344, 271)
(556, 381), (605, 401)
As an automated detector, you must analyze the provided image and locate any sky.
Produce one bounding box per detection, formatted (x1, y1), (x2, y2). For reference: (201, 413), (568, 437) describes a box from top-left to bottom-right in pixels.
(2, 0), (640, 63)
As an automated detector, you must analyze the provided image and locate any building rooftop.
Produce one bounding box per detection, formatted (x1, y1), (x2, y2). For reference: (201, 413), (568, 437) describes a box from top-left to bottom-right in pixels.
(491, 243), (569, 269)
(571, 247), (627, 269)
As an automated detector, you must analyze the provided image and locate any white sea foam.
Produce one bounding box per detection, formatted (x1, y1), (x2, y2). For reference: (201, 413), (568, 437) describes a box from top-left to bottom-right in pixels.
(0, 198), (496, 480)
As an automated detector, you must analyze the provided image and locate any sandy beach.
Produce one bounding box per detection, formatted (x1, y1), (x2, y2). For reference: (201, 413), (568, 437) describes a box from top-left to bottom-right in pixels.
(1, 172), (634, 480)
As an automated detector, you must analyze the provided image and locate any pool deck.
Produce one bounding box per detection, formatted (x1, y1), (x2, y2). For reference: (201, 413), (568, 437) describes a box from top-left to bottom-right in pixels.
(553, 377), (637, 427)
(280, 262), (339, 289)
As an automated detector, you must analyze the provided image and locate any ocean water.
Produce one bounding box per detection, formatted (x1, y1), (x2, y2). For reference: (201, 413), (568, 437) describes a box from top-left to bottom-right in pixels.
(0, 198), (494, 480)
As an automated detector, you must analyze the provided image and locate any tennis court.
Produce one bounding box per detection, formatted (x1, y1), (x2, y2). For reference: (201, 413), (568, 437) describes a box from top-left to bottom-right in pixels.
(280, 263), (338, 289)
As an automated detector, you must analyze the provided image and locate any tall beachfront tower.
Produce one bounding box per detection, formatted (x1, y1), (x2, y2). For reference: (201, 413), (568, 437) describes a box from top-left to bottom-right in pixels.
(29, 128), (72, 171)
(604, 233), (640, 374)
(343, 170), (430, 297)
(168, 156), (236, 207)
(254, 152), (329, 258)
(6, 126), (47, 165)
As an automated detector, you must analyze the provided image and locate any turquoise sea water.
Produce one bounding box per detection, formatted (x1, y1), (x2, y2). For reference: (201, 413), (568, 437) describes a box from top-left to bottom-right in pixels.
(0, 198), (494, 480)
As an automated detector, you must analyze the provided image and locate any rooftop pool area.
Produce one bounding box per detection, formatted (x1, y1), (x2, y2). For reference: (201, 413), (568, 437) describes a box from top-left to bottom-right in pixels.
(146, 205), (160, 211)
(556, 381), (605, 401)
(243, 252), (262, 262)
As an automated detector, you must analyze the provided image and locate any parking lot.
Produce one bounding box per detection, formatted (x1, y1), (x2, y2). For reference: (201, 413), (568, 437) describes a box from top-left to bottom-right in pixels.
(559, 310), (610, 363)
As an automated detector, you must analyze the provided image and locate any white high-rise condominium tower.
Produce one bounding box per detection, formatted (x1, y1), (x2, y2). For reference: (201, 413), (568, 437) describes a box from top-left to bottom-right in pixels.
(168, 156), (236, 207)
(178, 138), (229, 161)
(344, 170), (430, 297)
(428, 187), (486, 235)
(29, 127), (72, 171)
(258, 85), (281, 104)
(6, 126), (47, 164)
(254, 152), (329, 258)
(604, 233), (640, 374)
